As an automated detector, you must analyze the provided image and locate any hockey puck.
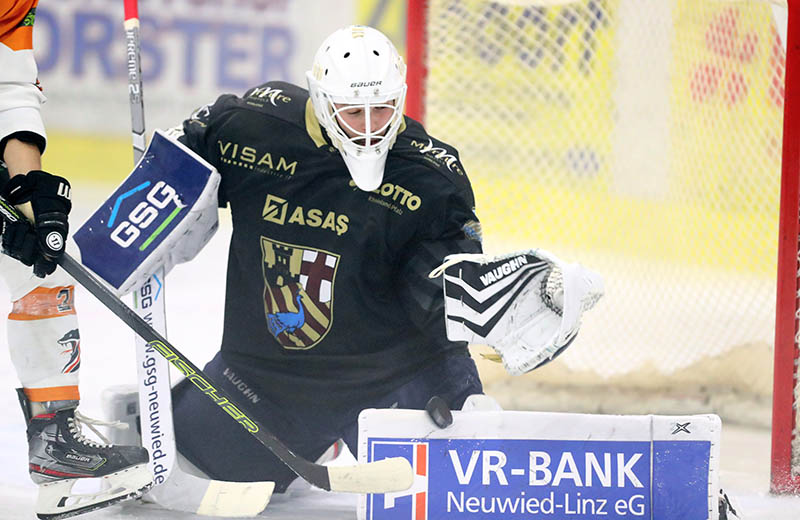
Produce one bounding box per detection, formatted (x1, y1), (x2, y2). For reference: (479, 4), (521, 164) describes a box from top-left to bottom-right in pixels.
(425, 395), (453, 429)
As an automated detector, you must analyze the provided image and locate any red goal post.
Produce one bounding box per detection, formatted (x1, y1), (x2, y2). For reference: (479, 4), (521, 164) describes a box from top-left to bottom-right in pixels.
(773, 0), (800, 494)
(406, 0), (799, 494)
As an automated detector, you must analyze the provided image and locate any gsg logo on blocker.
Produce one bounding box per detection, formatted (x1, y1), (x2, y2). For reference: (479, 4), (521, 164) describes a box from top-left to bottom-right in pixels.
(368, 441), (429, 520)
(108, 180), (185, 250)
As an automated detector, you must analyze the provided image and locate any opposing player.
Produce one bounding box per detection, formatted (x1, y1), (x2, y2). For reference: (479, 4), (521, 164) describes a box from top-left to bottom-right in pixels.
(0, 2), (152, 518)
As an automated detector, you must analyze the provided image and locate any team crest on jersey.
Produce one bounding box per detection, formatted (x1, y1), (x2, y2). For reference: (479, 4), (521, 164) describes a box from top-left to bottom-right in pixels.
(261, 237), (339, 350)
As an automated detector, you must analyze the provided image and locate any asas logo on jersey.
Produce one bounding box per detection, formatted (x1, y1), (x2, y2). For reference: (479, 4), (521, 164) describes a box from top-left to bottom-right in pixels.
(262, 194), (289, 224)
(369, 441), (430, 520)
(262, 193), (349, 235)
(58, 329), (81, 374)
(260, 237), (340, 350)
(218, 140), (297, 177)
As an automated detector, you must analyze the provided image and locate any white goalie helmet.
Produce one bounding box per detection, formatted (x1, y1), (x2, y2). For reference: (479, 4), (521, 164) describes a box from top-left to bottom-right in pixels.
(306, 25), (407, 191)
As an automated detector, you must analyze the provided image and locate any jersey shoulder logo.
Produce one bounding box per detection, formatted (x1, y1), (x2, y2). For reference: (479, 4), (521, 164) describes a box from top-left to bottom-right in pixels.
(247, 86), (293, 106)
(261, 237), (340, 350)
(409, 138), (465, 176)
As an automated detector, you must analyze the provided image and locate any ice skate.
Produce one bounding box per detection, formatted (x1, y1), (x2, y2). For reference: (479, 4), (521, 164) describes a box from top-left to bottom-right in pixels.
(18, 389), (153, 520)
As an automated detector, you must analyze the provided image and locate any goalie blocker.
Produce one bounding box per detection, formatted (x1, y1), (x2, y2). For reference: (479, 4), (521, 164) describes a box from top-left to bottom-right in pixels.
(430, 250), (603, 375)
(73, 129), (221, 296)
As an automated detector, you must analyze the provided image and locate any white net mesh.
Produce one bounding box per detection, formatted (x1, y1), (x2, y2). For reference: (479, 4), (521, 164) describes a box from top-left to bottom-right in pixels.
(419, 0), (788, 427)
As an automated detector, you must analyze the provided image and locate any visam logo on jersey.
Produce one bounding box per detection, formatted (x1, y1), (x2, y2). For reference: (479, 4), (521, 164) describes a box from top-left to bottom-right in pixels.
(260, 237), (339, 350)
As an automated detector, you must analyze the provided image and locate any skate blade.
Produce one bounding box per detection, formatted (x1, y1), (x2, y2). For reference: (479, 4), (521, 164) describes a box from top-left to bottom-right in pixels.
(35, 463), (153, 520)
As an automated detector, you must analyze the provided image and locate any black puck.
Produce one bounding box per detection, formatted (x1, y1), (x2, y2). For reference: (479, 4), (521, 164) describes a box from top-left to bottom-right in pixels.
(425, 395), (453, 429)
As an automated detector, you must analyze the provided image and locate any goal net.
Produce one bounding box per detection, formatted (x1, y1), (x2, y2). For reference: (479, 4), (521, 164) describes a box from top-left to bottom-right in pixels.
(406, 0), (799, 493)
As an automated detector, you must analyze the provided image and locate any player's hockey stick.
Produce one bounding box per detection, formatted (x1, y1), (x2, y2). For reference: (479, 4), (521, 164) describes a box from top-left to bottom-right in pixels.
(122, 2), (273, 515)
(0, 193), (412, 494)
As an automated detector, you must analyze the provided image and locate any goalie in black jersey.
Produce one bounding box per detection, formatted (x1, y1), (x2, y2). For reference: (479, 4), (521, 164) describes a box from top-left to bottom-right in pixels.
(110, 24), (602, 495)
(157, 25), (488, 492)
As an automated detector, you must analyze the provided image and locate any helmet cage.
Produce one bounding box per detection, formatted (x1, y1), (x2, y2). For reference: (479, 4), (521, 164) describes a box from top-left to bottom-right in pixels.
(314, 84), (407, 157)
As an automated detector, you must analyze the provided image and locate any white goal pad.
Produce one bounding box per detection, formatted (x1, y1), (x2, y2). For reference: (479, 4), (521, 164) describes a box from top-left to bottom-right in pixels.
(358, 409), (721, 520)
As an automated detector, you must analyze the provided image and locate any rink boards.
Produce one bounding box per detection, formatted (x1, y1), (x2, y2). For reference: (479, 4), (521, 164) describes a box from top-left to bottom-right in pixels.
(358, 410), (721, 520)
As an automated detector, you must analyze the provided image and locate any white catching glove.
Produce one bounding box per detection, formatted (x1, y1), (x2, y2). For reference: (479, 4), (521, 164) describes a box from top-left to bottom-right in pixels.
(429, 249), (604, 376)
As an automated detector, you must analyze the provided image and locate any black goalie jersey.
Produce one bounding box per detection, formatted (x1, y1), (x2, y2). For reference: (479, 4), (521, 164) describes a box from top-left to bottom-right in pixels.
(177, 81), (482, 411)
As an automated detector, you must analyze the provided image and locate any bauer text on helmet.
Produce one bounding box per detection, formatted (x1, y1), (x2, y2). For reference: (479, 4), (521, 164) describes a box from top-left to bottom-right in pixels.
(306, 25), (408, 191)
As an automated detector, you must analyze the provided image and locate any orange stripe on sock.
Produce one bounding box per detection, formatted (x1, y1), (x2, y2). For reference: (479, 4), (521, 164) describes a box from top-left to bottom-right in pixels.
(9, 286), (76, 321)
(24, 386), (80, 402)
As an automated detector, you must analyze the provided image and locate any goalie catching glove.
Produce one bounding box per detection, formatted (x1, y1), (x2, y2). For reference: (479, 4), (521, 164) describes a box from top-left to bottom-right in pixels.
(429, 249), (603, 375)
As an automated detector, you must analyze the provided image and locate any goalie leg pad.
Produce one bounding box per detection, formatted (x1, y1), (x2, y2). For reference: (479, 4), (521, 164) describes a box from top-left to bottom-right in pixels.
(461, 393), (503, 412)
(170, 354), (336, 493)
(101, 385), (274, 516)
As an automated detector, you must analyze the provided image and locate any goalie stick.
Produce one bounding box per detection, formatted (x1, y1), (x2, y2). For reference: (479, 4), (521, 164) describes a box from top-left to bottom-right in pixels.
(0, 188), (413, 495)
(122, 1), (273, 516)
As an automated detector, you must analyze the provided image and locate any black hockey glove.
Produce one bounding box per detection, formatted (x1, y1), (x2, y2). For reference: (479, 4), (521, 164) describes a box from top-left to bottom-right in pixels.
(1, 170), (71, 277)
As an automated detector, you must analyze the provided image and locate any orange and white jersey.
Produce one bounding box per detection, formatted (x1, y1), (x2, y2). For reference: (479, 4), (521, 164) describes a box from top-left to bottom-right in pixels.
(0, 0), (46, 148)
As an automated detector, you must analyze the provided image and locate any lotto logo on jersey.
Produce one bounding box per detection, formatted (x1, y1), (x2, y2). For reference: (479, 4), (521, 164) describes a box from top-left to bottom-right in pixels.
(366, 441), (430, 520)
